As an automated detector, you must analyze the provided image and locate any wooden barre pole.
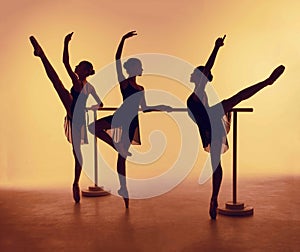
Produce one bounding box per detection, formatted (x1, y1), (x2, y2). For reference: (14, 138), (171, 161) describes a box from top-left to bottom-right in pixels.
(85, 105), (255, 211)
(218, 107), (254, 217)
(230, 108), (253, 204)
(231, 108), (253, 113)
(86, 107), (188, 112)
(86, 107), (254, 113)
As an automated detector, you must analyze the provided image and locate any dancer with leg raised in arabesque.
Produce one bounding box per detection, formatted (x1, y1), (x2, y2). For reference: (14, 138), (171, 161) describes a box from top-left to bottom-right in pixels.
(30, 33), (103, 203)
(187, 35), (285, 219)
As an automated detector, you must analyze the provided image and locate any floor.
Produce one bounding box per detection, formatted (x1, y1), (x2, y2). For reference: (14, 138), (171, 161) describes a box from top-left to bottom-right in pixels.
(0, 176), (299, 251)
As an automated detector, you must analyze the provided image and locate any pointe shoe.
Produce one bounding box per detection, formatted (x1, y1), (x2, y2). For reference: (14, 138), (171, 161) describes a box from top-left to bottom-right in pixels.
(72, 183), (80, 203)
(29, 36), (44, 57)
(267, 65), (285, 85)
(118, 188), (129, 208)
(123, 198), (129, 209)
(209, 199), (218, 220)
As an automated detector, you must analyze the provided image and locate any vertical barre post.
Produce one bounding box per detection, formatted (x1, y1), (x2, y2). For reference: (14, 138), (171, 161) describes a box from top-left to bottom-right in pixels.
(232, 111), (237, 204)
(218, 107), (254, 217)
(94, 110), (98, 187)
(81, 109), (110, 197)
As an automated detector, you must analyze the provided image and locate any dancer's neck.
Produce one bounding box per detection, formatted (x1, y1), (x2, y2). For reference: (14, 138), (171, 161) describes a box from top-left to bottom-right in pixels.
(194, 84), (205, 97)
(193, 85), (208, 105)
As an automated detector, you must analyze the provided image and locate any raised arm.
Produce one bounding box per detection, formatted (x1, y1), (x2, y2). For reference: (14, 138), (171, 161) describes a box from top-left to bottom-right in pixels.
(115, 31), (137, 82)
(63, 32), (82, 92)
(203, 35), (226, 75)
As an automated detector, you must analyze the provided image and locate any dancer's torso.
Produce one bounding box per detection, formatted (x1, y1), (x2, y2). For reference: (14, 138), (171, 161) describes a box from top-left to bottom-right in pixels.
(115, 79), (144, 120)
(187, 93), (211, 148)
(70, 82), (94, 124)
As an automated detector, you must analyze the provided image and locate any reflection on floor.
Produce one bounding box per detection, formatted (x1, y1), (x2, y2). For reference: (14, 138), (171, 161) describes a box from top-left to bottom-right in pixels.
(0, 176), (299, 251)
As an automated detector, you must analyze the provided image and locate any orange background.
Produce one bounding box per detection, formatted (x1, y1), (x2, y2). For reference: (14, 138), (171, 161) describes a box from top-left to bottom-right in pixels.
(0, 0), (299, 188)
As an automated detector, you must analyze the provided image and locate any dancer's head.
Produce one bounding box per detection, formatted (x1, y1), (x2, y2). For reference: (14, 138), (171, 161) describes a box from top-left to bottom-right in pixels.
(123, 58), (143, 77)
(75, 60), (95, 79)
(190, 66), (213, 86)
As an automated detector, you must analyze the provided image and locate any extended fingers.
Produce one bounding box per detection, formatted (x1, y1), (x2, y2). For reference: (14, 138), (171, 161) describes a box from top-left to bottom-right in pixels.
(124, 30), (137, 38)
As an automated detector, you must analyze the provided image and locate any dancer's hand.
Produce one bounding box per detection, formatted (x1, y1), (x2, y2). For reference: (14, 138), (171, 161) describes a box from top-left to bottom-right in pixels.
(160, 105), (173, 112)
(90, 104), (102, 111)
(64, 32), (74, 44)
(215, 35), (226, 48)
(122, 31), (137, 40)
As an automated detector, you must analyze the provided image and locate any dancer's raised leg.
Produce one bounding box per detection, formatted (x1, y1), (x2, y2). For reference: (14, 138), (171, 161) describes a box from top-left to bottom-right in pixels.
(29, 36), (73, 117)
(222, 65), (285, 113)
(88, 118), (132, 157)
(88, 118), (115, 149)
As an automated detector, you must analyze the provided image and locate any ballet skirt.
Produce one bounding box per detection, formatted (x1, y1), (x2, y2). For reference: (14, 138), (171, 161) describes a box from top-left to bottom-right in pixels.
(64, 82), (95, 144)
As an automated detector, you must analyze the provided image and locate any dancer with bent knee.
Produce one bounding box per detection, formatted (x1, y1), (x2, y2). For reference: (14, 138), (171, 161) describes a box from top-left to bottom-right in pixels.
(88, 31), (172, 208)
(187, 35), (285, 219)
(30, 33), (103, 203)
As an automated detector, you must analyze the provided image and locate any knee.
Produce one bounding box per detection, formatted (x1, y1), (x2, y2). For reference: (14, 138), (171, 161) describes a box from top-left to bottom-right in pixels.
(213, 164), (223, 177)
(88, 122), (95, 134)
(117, 154), (127, 164)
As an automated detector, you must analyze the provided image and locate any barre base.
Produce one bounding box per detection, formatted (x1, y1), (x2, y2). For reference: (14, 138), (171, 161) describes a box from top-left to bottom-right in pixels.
(218, 201), (254, 217)
(82, 186), (110, 197)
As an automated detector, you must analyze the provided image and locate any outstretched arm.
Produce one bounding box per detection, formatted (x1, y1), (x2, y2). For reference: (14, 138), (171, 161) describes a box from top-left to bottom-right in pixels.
(63, 32), (82, 92)
(203, 35), (226, 76)
(115, 31), (137, 82)
(140, 92), (172, 113)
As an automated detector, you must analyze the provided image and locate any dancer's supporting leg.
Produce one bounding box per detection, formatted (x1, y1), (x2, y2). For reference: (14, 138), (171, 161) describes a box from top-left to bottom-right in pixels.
(88, 117), (130, 208)
(222, 65), (285, 113)
(209, 139), (223, 220)
(117, 141), (130, 209)
(72, 125), (82, 203)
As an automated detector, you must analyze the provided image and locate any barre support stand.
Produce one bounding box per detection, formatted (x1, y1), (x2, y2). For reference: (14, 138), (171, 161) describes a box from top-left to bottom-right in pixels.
(81, 107), (186, 197)
(218, 108), (254, 217)
(82, 109), (110, 197)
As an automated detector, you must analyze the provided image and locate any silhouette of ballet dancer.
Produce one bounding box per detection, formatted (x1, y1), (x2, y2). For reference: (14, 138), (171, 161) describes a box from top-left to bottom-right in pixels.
(29, 33), (103, 203)
(187, 35), (285, 219)
(88, 31), (172, 208)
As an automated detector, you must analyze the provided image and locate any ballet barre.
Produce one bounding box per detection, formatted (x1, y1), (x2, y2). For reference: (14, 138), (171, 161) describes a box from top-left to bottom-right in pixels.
(81, 106), (187, 197)
(81, 108), (112, 197)
(82, 105), (256, 215)
(86, 107), (188, 111)
(218, 107), (254, 216)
